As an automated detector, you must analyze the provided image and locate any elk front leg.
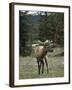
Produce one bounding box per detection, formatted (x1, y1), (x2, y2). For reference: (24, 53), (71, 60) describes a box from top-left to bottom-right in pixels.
(44, 56), (49, 73)
(37, 58), (41, 75)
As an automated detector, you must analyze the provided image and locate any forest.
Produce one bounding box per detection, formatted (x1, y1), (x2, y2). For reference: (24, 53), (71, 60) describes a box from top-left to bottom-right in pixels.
(19, 10), (64, 56)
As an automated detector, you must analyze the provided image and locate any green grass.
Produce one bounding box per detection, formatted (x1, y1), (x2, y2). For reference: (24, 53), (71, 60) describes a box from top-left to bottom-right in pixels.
(19, 47), (64, 79)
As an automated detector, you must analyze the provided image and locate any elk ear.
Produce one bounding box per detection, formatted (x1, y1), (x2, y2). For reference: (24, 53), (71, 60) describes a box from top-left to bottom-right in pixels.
(37, 40), (43, 44)
(37, 40), (41, 43)
(44, 40), (49, 44)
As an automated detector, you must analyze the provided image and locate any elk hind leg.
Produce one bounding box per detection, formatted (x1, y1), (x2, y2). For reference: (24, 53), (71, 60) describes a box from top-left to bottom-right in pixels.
(41, 60), (44, 74)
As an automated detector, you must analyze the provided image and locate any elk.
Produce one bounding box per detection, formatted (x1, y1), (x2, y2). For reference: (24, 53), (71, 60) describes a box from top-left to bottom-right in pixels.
(32, 40), (53, 75)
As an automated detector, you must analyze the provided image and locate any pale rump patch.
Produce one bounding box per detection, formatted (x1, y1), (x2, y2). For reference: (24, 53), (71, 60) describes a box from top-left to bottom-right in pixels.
(34, 46), (44, 57)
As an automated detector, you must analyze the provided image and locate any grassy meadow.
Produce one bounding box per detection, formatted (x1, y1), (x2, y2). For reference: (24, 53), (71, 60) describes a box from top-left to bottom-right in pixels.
(19, 47), (64, 79)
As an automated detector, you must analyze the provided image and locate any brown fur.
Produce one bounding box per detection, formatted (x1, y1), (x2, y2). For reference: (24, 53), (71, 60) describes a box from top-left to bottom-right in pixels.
(35, 45), (48, 74)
